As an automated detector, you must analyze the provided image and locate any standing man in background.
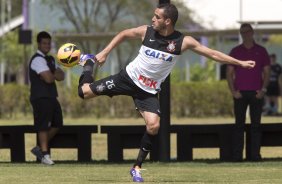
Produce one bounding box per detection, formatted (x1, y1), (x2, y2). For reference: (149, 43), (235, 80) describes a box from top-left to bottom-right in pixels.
(226, 23), (270, 162)
(29, 31), (65, 165)
(264, 53), (282, 115)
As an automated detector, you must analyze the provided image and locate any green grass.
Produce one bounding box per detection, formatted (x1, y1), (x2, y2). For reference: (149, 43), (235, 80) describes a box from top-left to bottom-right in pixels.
(1, 116), (282, 183)
(1, 161), (282, 183)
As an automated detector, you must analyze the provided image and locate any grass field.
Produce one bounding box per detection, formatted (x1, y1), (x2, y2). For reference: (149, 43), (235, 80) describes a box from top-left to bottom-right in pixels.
(1, 161), (282, 183)
(1, 116), (282, 183)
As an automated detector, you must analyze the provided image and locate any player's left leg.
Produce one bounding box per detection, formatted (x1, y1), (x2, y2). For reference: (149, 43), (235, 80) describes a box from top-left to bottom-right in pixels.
(130, 111), (160, 182)
(135, 111), (160, 166)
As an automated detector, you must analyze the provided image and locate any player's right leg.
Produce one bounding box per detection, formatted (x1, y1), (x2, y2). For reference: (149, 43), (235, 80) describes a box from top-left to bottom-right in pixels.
(77, 55), (97, 99)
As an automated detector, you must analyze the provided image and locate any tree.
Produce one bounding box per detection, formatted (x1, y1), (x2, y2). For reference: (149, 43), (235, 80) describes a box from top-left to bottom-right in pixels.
(172, 0), (201, 30)
(0, 29), (33, 84)
(44, 0), (196, 79)
(43, 0), (157, 79)
(0, 0), (22, 21)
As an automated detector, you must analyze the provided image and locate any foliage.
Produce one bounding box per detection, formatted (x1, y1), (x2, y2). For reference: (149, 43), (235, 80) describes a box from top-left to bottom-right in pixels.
(267, 35), (282, 45)
(0, 0), (22, 20)
(171, 81), (233, 117)
(43, 0), (158, 78)
(0, 30), (32, 70)
(171, 68), (185, 83)
(0, 28), (34, 84)
(0, 83), (30, 118)
(0, 81), (234, 118)
(172, 0), (199, 30)
(42, 0), (198, 79)
(189, 61), (217, 82)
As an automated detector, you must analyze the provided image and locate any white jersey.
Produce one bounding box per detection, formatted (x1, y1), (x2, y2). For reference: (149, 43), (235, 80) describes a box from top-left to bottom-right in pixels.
(126, 26), (184, 94)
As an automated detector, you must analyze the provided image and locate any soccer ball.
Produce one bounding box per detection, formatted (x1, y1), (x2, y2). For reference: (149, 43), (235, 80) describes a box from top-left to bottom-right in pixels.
(57, 43), (81, 67)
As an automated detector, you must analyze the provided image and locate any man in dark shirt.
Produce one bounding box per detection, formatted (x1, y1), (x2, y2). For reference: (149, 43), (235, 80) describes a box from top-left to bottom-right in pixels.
(226, 23), (270, 161)
(29, 31), (65, 165)
(265, 53), (282, 115)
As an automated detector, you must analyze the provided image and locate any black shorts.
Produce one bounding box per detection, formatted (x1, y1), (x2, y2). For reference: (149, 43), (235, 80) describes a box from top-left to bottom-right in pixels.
(30, 98), (63, 131)
(267, 84), (280, 96)
(89, 69), (161, 116)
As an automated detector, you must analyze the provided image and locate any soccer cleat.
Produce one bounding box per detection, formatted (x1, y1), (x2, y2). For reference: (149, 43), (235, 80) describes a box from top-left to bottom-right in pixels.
(41, 154), (55, 165)
(78, 54), (96, 66)
(31, 146), (43, 160)
(130, 168), (144, 182)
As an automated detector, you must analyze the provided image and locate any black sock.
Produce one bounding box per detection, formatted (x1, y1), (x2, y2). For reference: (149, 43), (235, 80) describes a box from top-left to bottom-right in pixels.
(133, 132), (156, 168)
(134, 149), (149, 168)
(79, 71), (94, 86)
(83, 59), (94, 73)
(78, 64), (95, 99)
(42, 151), (49, 156)
(80, 59), (94, 84)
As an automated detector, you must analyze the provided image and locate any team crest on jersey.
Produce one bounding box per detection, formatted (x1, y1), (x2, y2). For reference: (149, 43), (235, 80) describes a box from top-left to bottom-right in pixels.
(166, 41), (176, 52)
(96, 83), (105, 92)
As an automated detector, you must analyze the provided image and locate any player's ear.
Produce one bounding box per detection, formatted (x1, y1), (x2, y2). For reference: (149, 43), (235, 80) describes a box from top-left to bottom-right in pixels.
(165, 18), (171, 26)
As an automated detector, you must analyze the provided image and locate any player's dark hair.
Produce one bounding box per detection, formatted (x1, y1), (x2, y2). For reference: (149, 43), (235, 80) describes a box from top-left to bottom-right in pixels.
(37, 31), (51, 43)
(240, 23), (253, 31)
(157, 3), (178, 26)
(270, 53), (276, 59)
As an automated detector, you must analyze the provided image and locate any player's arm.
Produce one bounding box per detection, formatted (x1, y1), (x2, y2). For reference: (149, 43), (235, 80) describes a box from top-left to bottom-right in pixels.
(261, 65), (270, 92)
(39, 62), (65, 83)
(181, 36), (255, 69)
(95, 25), (147, 65)
(39, 71), (55, 83)
(54, 67), (65, 81)
(278, 65), (282, 96)
(279, 73), (282, 96)
(40, 68), (64, 83)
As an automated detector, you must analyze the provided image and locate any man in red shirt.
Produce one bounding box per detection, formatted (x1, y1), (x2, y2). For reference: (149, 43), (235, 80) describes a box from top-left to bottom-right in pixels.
(226, 23), (270, 161)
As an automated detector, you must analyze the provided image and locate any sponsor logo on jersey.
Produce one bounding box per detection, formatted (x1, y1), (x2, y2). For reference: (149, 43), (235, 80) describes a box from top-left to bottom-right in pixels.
(138, 74), (157, 89)
(144, 49), (173, 62)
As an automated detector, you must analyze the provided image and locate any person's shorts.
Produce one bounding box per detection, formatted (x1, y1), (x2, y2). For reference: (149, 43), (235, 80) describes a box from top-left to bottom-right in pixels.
(30, 98), (63, 131)
(267, 84), (280, 96)
(89, 69), (161, 116)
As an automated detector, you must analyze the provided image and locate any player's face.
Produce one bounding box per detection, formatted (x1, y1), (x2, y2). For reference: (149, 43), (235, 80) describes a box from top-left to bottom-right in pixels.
(151, 8), (167, 31)
(38, 38), (51, 54)
(240, 27), (254, 42)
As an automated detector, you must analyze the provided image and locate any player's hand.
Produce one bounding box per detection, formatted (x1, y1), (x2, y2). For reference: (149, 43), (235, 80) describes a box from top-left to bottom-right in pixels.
(241, 60), (256, 69)
(232, 90), (242, 99)
(95, 51), (108, 67)
(256, 90), (265, 99)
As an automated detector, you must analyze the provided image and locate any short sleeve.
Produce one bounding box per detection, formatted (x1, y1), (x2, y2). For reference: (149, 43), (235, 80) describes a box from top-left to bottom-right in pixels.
(30, 56), (50, 74)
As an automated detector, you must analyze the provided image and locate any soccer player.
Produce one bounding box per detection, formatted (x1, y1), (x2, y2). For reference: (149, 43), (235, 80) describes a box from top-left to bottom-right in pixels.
(78, 3), (255, 182)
